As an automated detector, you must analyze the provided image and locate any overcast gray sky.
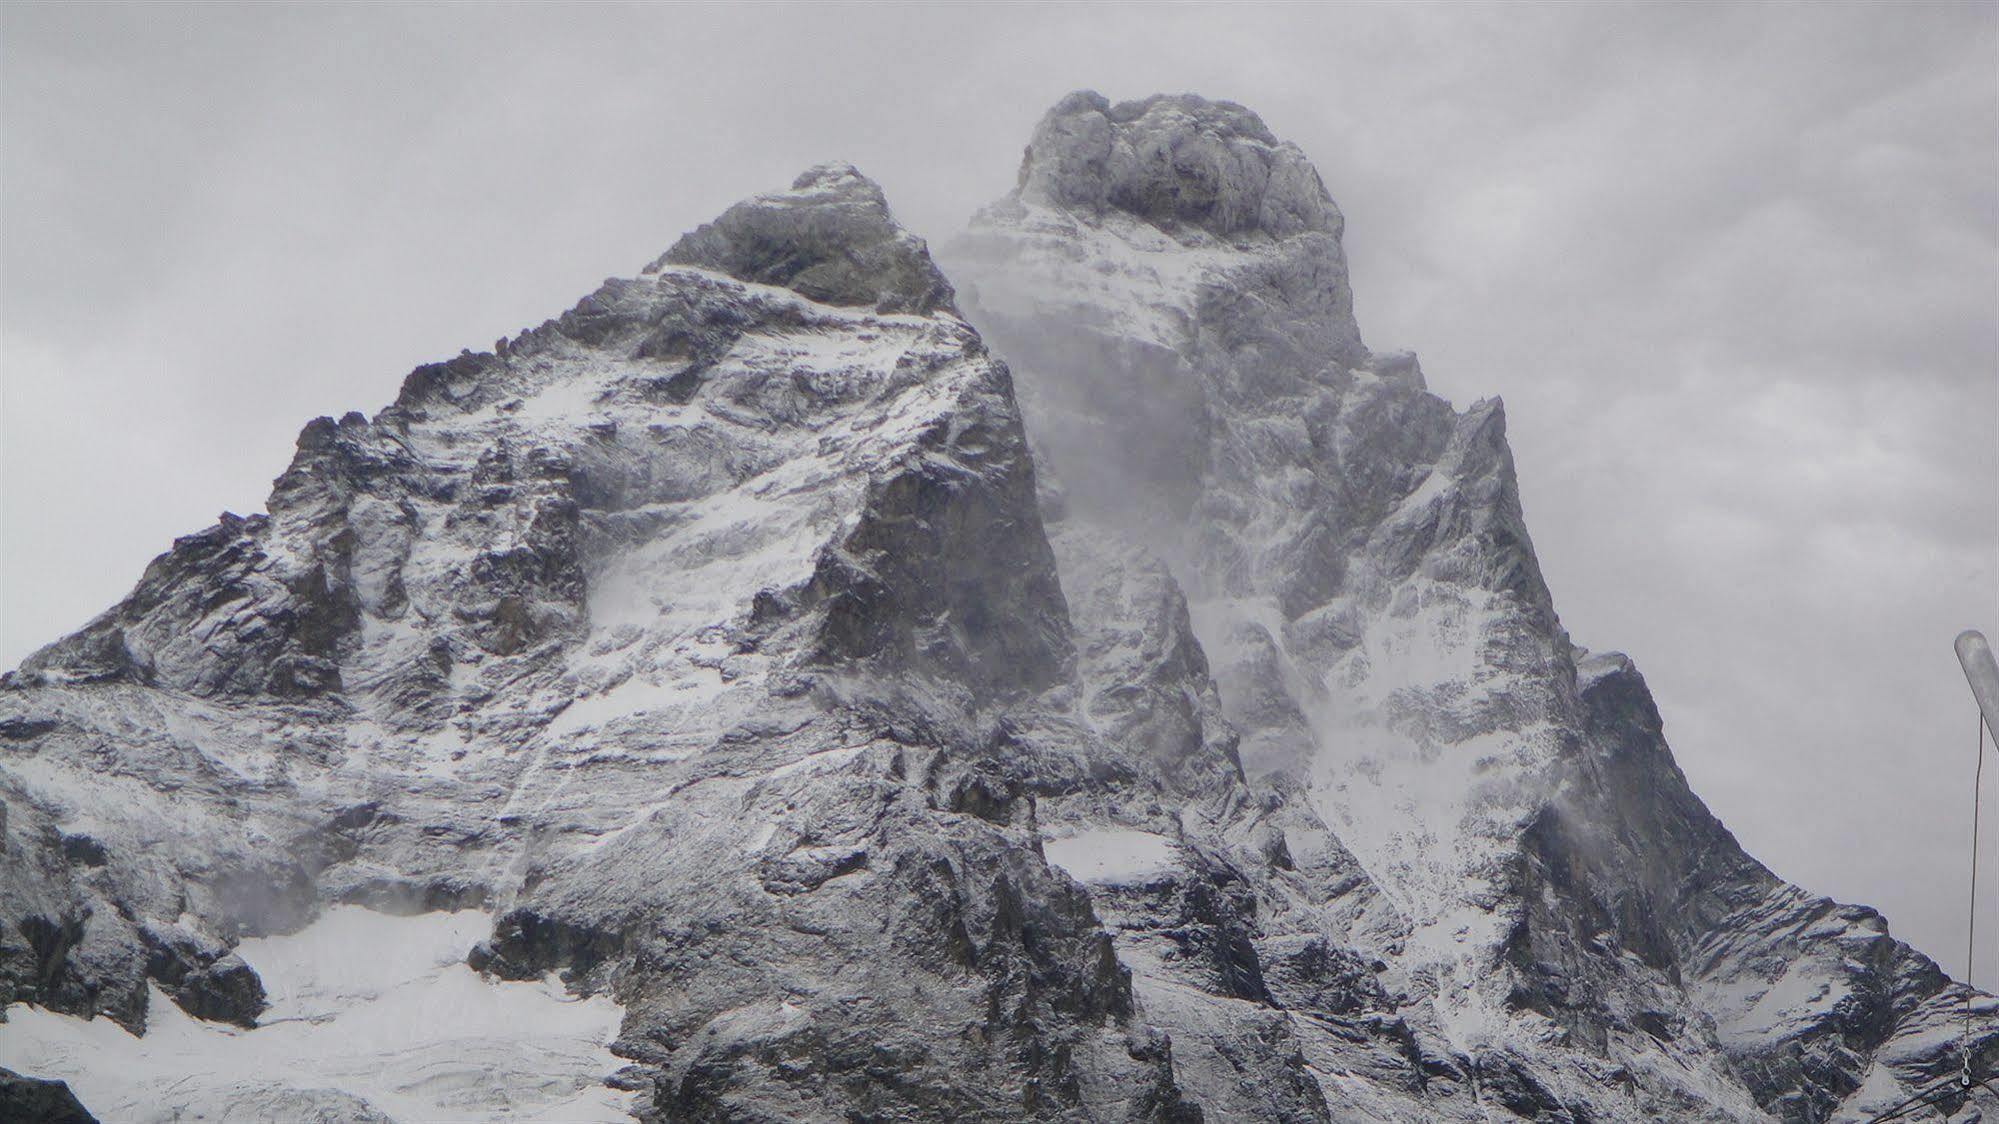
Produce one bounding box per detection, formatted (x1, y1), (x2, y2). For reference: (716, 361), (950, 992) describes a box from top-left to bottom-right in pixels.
(3, 2), (1995, 980)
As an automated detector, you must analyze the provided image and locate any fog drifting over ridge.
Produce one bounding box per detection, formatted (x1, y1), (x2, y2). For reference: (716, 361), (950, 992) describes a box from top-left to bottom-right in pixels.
(2, 0), (1994, 986)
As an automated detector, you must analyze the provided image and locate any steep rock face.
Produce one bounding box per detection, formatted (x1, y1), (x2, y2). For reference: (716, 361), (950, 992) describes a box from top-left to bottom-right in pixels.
(0, 93), (1992, 1124)
(960, 93), (1367, 524)
(0, 165), (1198, 1120)
(946, 90), (1997, 1122)
(1571, 654), (1998, 1122)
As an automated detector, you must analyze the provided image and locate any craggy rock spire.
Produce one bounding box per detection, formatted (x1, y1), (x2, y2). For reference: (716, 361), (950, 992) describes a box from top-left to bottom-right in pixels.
(652, 162), (956, 315)
(950, 90), (1999, 1123)
(1016, 90), (1345, 240)
(0, 164), (1195, 1120)
(954, 91), (1374, 531)
(2, 92), (1995, 1124)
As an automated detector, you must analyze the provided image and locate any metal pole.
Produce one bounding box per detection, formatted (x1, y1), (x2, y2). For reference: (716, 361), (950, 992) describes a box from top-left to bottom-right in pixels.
(1959, 630), (1999, 738)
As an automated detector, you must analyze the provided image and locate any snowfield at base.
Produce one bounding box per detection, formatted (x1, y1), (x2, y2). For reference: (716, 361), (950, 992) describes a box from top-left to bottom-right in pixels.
(0, 906), (632, 1123)
(1042, 828), (1181, 885)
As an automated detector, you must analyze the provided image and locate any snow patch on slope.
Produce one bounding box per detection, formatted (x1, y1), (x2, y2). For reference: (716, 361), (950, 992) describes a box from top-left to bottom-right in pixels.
(0, 907), (631, 1123)
(1044, 828), (1181, 886)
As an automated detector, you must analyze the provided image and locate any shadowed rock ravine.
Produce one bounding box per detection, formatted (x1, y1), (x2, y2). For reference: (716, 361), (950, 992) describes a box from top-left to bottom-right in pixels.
(0, 92), (1993, 1123)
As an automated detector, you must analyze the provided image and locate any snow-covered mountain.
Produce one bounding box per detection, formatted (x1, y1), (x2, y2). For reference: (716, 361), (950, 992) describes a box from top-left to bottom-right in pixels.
(1, 93), (1992, 1123)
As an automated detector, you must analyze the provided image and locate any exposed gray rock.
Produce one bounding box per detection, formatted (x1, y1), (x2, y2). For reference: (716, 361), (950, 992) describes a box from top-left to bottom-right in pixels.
(948, 89), (1997, 1123)
(139, 921), (266, 1027)
(1015, 91), (1343, 241)
(0, 1066), (96, 1124)
(0, 90), (1990, 1124)
(654, 162), (957, 316)
(0, 163), (1195, 1121)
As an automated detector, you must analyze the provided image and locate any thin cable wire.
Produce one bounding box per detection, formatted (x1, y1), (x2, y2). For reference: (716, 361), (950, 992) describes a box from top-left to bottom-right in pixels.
(1884, 1087), (1959, 1123)
(1863, 1076), (1963, 1123)
(1862, 717), (1993, 1124)
(1970, 715), (1989, 1072)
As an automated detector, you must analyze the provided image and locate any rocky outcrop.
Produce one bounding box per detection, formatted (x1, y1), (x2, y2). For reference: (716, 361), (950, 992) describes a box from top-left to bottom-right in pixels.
(948, 89), (1997, 1122)
(0, 90), (1990, 1124)
(654, 162), (957, 316)
(1014, 91), (1343, 242)
(0, 164), (1197, 1119)
(0, 1066), (96, 1124)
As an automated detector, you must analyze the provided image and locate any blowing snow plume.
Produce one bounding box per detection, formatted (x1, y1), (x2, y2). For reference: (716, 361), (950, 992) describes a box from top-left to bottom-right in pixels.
(0, 90), (1993, 1124)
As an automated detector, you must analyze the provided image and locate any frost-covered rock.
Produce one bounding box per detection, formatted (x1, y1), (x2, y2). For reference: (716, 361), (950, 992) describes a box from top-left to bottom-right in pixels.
(1015, 91), (1344, 242)
(947, 89), (1998, 1123)
(1, 90), (1992, 1124)
(653, 162), (957, 316)
(0, 165), (1184, 1121)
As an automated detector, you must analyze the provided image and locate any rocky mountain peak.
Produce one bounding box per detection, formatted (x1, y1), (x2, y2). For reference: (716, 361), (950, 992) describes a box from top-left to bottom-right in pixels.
(947, 90), (1999, 1123)
(3, 92), (1994, 1124)
(1012, 89), (1344, 241)
(649, 161), (956, 315)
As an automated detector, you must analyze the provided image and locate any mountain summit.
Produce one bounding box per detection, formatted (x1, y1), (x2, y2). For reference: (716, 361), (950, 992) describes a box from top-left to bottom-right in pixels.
(1014, 91), (1346, 241)
(653, 162), (958, 316)
(949, 90), (1997, 1123)
(0, 94), (1991, 1123)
